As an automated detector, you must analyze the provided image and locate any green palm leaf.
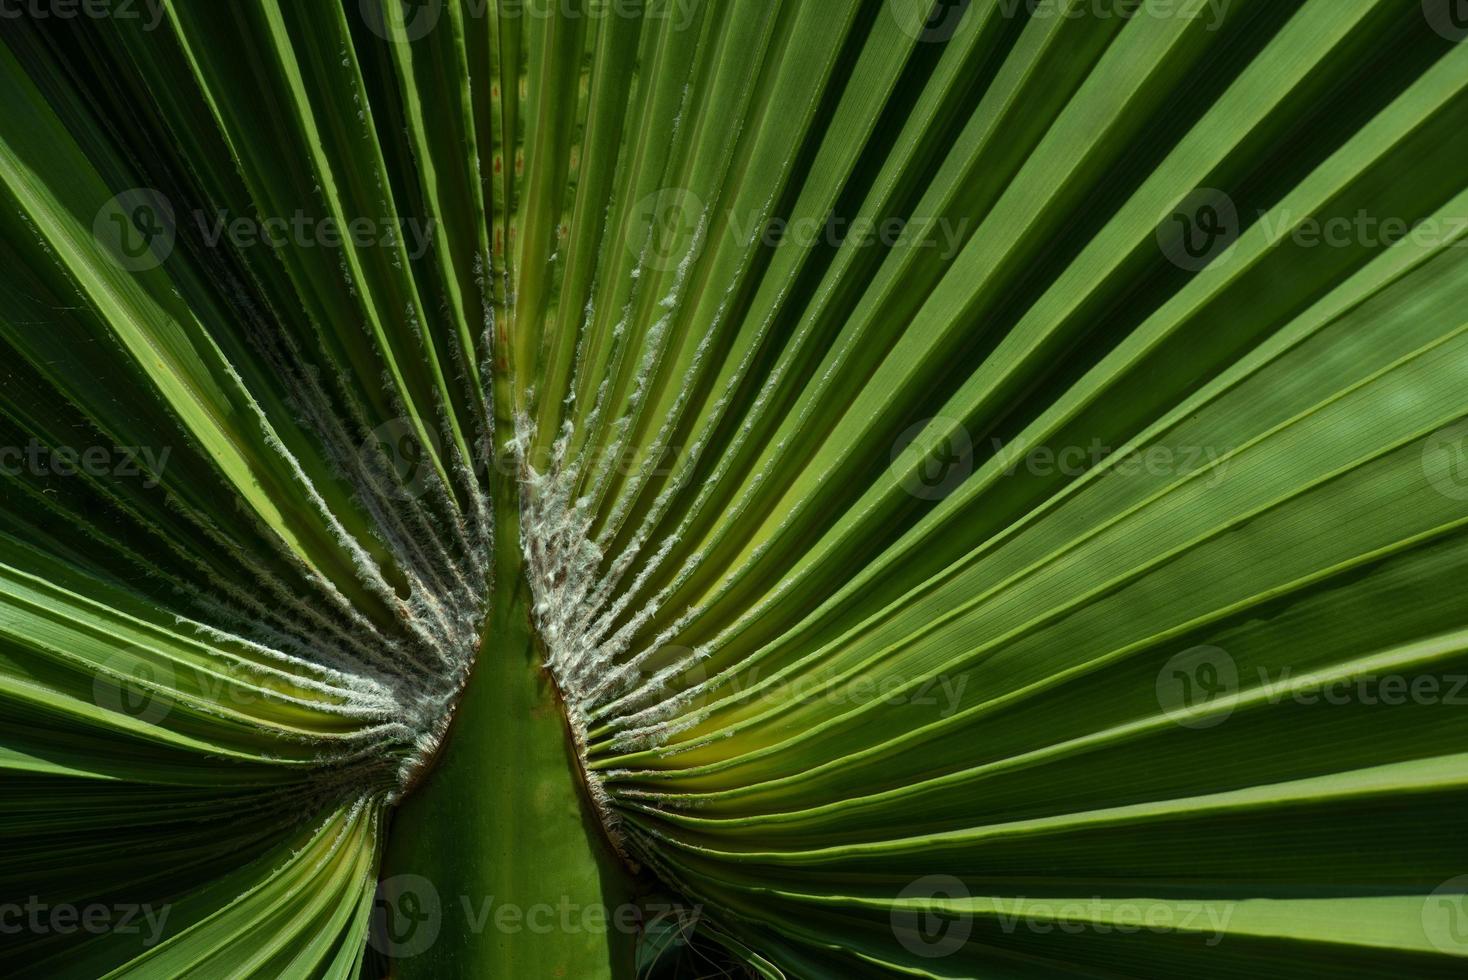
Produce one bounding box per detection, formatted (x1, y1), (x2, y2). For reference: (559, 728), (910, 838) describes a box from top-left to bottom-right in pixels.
(2, 1), (1467, 977)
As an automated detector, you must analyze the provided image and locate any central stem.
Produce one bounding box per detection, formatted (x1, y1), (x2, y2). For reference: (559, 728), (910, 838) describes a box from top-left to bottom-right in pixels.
(381, 456), (637, 978)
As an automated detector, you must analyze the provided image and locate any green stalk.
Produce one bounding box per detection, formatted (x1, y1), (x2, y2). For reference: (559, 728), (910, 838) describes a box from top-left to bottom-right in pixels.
(382, 326), (636, 976)
(383, 512), (636, 978)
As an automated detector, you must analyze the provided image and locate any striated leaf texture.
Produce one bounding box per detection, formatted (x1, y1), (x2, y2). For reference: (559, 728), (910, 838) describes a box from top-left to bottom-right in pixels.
(2, 1), (1468, 977)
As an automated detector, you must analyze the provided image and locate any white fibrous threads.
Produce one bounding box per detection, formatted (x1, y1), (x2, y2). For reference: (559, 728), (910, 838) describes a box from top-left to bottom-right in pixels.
(211, 315), (493, 800)
(514, 413), (712, 853)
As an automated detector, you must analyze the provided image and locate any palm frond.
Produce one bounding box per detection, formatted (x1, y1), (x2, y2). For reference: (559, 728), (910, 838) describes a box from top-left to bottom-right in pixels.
(2, 1), (1466, 977)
